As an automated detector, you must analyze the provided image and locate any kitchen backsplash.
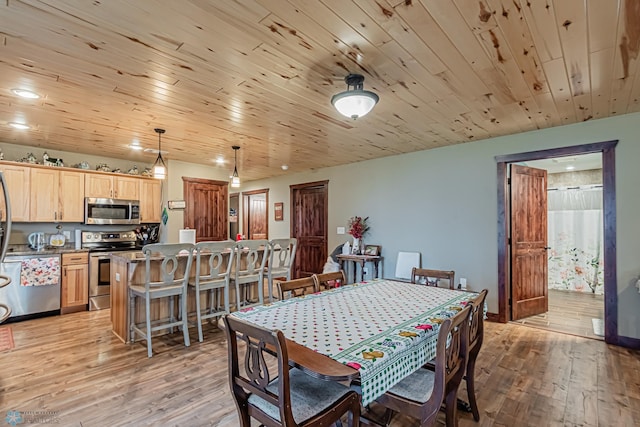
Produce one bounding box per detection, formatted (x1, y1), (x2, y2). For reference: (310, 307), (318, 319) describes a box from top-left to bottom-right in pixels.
(10, 223), (161, 245)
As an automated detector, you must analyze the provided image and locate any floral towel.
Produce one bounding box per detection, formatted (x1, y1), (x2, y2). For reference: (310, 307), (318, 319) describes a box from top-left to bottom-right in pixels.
(20, 257), (60, 287)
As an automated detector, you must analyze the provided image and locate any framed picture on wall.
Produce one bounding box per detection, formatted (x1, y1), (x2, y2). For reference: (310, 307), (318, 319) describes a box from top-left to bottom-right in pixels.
(274, 202), (284, 221)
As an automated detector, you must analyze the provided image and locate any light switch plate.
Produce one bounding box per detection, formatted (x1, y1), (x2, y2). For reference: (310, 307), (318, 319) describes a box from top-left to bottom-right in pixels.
(337, 227), (345, 234)
(63, 231), (71, 240)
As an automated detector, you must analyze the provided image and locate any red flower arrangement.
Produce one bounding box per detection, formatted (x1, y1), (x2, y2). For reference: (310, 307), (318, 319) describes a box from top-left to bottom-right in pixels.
(347, 216), (369, 239)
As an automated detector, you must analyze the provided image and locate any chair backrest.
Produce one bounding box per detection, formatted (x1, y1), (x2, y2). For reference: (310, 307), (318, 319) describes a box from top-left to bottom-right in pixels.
(268, 238), (297, 272)
(468, 289), (488, 353)
(277, 276), (318, 300)
(193, 240), (235, 286)
(411, 267), (455, 289)
(235, 239), (269, 278)
(395, 251), (421, 280)
(313, 270), (346, 290)
(432, 305), (471, 403)
(142, 243), (195, 290)
(223, 315), (295, 425)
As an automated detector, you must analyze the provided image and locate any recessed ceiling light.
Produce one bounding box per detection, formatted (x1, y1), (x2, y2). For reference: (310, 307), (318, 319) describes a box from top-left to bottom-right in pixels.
(565, 165), (575, 171)
(128, 144), (143, 151)
(9, 122), (30, 130)
(215, 157), (225, 165)
(11, 88), (40, 99)
(281, 164), (289, 170)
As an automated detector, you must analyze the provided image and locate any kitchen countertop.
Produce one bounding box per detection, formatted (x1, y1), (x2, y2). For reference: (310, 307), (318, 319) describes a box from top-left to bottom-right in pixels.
(6, 244), (90, 257)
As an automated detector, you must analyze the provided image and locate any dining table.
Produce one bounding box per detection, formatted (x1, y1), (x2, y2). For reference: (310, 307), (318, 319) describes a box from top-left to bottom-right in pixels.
(230, 279), (479, 406)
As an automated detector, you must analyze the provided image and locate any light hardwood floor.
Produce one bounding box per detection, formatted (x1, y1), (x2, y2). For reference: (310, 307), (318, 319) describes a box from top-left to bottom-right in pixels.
(511, 289), (605, 340)
(1, 310), (638, 426)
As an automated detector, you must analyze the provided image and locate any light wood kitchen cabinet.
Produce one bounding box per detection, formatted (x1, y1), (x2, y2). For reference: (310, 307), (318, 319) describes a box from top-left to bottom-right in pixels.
(114, 176), (139, 200)
(85, 174), (140, 200)
(61, 252), (89, 314)
(85, 174), (115, 198)
(0, 164), (31, 221)
(30, 169), (85, 222)
(139, 179), (162, 223)
(59, 171), (85, 221)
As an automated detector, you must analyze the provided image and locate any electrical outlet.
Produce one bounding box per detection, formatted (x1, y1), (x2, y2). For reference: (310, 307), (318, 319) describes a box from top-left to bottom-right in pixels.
(363, 267), (368, 275)
(115, 272), (120, 282)
(337, 226), (345, 235)
(63, 231), (71, 240)
(459, 277), (467, 290)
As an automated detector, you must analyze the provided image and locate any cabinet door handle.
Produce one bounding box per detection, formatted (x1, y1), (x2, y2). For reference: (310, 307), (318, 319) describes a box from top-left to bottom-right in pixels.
(60, 211), (63, 220)
(55, 212), (57, 220)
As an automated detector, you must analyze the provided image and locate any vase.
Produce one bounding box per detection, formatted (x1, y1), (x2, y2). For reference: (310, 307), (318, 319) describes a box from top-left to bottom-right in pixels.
(351, 237), (360, 254)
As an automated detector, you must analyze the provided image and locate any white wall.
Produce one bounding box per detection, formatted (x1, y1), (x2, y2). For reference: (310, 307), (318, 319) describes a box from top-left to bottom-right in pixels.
(239, 112), (640, 340)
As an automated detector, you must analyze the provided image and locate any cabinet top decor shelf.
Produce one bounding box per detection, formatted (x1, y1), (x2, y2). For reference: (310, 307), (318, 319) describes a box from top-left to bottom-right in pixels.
(0, 160), (160, 180)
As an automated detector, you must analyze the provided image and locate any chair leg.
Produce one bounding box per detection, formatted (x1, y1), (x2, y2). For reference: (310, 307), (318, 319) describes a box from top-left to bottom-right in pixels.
(257, 276), (264, 305)
(145, 297), (152, 358)
(169, 295), (175, 334)
(267, 274), (273, 302)
(445, 388), (459, 427)
(383, 408), (394, 426)
(224, 286), (230, 314)
(195, 286), (204, 343)
(467, 358), (480, 421)
(129, 290), (135, 343)
(181, 293), (190, 348)
(235, 282), (241, 311)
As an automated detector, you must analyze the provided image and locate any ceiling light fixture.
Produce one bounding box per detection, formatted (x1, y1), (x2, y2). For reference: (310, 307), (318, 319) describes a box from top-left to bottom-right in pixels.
(231, 145), (241, 188)
(215, 156), (225, 165)
(152, 128), (167, 179)
(331, 73), (379, 119)
(11, 88), (40, 99)
(9, 122), (30, 130)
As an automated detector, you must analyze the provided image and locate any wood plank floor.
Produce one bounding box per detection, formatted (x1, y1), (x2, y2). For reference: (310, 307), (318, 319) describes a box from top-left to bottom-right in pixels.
(511, 289), (605, 340)
(1, 310), (638, 426)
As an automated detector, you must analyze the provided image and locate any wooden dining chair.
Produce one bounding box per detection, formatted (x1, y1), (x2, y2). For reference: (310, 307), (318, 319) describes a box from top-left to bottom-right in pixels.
(463, 289), (488, 422)
(313, 270), (347, 291)
(375, 305), (471, 427)
(411, 268), (456, 289)
(277, 276), (318, 300)
(223, 315), (361, 426)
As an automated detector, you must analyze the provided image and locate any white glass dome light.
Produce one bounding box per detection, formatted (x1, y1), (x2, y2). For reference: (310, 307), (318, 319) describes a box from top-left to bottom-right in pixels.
(331, 74), (379, 119)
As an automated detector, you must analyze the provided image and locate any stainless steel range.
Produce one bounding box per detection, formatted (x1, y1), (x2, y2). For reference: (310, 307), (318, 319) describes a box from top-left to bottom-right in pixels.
(82, 230), (137, 311)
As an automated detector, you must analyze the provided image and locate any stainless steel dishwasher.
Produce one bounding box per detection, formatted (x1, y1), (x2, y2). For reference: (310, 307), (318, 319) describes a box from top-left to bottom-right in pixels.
(0, 254), (61, 319)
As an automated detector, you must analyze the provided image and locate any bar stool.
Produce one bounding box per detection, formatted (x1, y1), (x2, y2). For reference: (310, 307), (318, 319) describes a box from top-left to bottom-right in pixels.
(188, 240), (235, 342)
(266, 238), (297, 302)
(231, 239), (269, 310)
(129, 243), (194, 358)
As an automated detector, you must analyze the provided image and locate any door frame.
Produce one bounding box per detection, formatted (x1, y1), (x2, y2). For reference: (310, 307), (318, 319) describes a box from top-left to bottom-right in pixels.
(496, 140), (618, 345)
(242, 188), (269, 239)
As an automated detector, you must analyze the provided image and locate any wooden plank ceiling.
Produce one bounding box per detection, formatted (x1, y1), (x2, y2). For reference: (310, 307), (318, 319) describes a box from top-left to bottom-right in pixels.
(0, 0), (638, 181)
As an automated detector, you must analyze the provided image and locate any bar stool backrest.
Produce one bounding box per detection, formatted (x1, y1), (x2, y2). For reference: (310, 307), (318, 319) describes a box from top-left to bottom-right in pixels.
(235, 240), (269, 277)
(268, 238), (297, 272)
(194, 240), (235, 285)
(142, 243), (195, 290)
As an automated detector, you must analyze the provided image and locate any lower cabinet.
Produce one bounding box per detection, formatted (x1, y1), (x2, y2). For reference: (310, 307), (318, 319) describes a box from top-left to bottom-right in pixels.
(61, 253), (89, 314)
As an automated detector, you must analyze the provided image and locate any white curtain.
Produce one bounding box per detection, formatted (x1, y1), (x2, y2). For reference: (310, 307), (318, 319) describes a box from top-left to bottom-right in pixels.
(547, 187), (604, 294)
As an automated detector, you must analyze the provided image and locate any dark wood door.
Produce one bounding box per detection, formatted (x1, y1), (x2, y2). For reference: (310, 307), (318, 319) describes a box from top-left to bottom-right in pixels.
(510, 164), (548, 320)
(290, 181), (328, 278)
(183, 177), (228, 242)
(242, 189), (268, 240)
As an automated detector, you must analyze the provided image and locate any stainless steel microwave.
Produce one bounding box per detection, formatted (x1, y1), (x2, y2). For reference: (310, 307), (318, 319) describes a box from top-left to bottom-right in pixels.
(84, 198), (140, 225)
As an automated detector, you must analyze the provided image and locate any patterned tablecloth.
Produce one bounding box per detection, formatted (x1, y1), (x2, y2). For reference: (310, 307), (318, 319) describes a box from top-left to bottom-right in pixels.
(231, 279), (477, 405)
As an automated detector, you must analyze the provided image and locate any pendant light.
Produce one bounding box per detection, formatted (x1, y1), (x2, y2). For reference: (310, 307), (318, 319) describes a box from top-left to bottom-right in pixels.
(231, 145), (241, 188)
(152, 128), (167, 179)
(331, 73), (379, 119)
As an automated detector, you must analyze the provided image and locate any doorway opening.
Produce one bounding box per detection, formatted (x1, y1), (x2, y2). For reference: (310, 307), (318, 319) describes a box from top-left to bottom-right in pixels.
(496, 140), (619, 345)
(511, 153), (604, 340)
(242, 189), (269, 240)
(290, 180), (328, 278)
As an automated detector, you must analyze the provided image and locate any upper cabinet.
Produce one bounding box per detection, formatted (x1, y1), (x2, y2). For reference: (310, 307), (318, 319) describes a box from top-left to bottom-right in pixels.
(139, 179), (162, 223)
(0, 164), (31, 221)
(30, 169), (85, 222)
(85, 174), (140, 200)
(0, 161), (159, 223)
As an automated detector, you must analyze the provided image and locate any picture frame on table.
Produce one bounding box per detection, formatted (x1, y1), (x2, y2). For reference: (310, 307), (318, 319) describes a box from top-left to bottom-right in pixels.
(364, 245), (381, 256)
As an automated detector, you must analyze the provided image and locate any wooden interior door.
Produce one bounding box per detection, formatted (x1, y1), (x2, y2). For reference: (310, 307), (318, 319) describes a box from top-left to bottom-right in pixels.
(290, 181), (328, 278)
(510, 164), (548, 320)
(183, 177), (228, 242)
(242, 189), (268, 240)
